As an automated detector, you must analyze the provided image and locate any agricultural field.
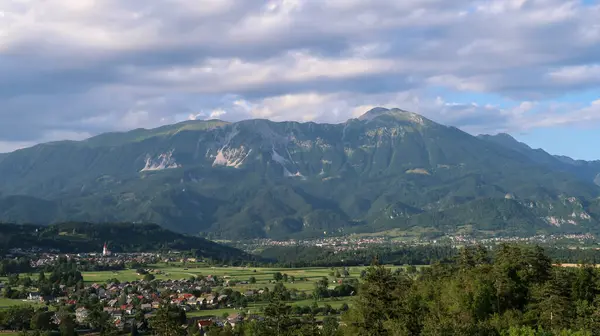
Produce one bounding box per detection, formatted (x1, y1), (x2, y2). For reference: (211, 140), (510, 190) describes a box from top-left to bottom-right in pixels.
(0, 297), (41, 309)
(82, 264), (402, 291)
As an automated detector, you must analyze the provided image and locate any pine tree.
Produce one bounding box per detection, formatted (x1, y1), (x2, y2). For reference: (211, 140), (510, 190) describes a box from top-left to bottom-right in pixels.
(150, 303), (186, 336)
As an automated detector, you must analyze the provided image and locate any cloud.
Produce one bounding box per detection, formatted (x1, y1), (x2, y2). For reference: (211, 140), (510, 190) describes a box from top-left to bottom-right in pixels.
(0, 0), (599, 152)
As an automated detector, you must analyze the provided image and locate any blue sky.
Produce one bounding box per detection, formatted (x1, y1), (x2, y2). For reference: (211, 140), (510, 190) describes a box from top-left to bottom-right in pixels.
(0, 0), (599, 159)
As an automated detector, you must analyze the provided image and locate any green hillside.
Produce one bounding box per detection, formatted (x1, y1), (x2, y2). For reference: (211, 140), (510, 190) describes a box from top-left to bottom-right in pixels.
(0, 108), (599, 239)
(0, 222), (250, 261)
(478, 133), (600, 186)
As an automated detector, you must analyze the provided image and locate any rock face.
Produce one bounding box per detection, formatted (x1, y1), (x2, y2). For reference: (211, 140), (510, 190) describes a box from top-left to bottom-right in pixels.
(0, 107), (599, 239)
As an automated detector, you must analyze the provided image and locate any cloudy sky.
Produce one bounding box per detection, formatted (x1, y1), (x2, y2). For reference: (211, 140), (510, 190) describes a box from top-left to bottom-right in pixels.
(1, 0), (599, 159)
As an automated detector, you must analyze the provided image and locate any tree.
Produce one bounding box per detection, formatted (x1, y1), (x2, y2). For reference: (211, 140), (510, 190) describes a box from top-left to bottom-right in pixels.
(130, 322), (139, 336)
(258, 297), (300, 336)
(30, 310), (54, 331)
(313, 277), (329, 301)
(37, 271), (46, 284)
(249, 276), (256, 284)
(531, 269), (573, 331)
(342, 265), (408, 335)
(118, 292), (128, 306)
(296, 313), (319, 336)
(57, 309), (76, 336)
(187, 321), (201, 336)
(143, 274), (156, 282)
(4, 306), (35, 331)
(150, 303), (186, 336)
(273, 272), (283, 282)
(87, 308), (114, 333)
(322, 316), (340, 336)
(572, 264), (597, 303)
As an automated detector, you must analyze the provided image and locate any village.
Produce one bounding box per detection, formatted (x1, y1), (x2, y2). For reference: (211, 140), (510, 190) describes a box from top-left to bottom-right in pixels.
(0, 244), (356, 334)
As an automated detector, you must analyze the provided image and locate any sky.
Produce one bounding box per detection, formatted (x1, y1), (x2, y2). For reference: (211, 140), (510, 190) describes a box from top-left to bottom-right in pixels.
(0, 0), (599, 159)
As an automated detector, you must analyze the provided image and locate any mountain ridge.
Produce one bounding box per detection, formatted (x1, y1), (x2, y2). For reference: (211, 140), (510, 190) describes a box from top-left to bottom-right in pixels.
(0, 107), (599, 239)
(477, 133), (600, 186)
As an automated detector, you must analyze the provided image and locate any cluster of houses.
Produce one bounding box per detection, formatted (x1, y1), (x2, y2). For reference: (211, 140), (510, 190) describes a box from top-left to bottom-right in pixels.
(25, 276), (263, 331)
(28, 252), (162, 269)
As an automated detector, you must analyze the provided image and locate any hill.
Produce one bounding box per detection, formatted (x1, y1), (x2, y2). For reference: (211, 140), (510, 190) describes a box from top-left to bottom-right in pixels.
(478, 133), (600, 186)
(0, 222), (250, 261)
(0, 107), (599, 239)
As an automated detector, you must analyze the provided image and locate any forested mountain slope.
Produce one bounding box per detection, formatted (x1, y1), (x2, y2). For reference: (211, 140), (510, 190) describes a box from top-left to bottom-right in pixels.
(0, 108), (599, 239)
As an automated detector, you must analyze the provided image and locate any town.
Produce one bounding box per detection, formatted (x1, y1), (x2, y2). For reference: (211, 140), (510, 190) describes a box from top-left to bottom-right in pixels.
(0, 244), (358, 334)
(232, 232), (599, 253)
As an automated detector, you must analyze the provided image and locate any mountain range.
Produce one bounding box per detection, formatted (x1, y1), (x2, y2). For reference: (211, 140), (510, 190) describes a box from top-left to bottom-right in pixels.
(0, 107), (599, 239)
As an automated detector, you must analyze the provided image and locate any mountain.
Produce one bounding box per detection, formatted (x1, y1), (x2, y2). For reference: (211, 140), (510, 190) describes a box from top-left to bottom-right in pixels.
(0, 222), (251, 261)
(0, 107), (599, 239)
(478, 133), (600, 186)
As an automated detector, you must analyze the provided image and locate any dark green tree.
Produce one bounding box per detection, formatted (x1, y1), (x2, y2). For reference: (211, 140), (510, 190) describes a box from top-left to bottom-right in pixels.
(150, 303), (186, 336)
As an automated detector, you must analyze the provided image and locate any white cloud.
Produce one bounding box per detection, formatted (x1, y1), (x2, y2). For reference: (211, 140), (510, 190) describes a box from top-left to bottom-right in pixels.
(547, 65), (600, 86)
(0, 0), (599, 150)
(529, 100), (600, 128)
(209, 109), (227, 119)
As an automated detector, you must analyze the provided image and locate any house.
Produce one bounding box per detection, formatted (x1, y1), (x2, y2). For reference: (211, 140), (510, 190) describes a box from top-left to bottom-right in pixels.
(28, 292), (41, 301)
(111, 312), (123, 322)
(217, 295), (228, 303)
(227, 313), (243, 327)
(205, 295), (217, 305)
(51, 313), (62, 325)
(197, 320), (213, 332)
(75, 307), (90, 324)
(140, 303), (152, 311)
(41, 295), (55, 303)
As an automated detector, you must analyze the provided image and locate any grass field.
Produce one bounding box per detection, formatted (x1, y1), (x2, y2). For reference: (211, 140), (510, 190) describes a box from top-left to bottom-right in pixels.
(81, 264), (410, 294)
(0, 297), (42, 309)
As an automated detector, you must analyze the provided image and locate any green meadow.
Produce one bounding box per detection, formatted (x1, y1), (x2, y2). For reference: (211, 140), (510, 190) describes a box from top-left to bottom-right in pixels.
(81, 264), (402, 293)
